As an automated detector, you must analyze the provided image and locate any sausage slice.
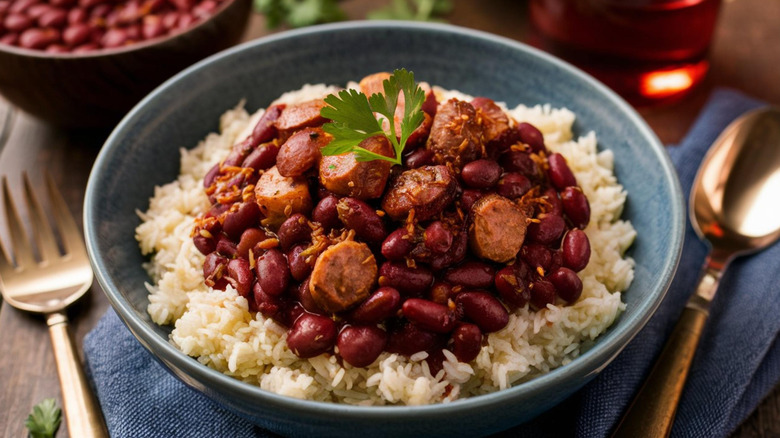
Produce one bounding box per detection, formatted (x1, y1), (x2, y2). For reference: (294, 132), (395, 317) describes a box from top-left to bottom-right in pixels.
(381, 165), (458, 221)
(469, 194), (528, 263)
(277, 127), (330, 177)
(426, 98), (484, 170)
(319, 135), (394, 199)
(471, 97), (518, 156)
(254, 166), (312, 228)
(309, 240), (378, 313)
(275, 99), (328, 141)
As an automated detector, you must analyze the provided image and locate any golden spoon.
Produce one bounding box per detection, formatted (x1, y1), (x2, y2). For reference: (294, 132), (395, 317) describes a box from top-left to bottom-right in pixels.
(613, 107), (780, 437)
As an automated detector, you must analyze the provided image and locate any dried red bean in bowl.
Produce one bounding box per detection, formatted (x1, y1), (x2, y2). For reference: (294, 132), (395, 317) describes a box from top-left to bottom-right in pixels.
(286, 313), (337, 358)
(455, 291), (509, 333)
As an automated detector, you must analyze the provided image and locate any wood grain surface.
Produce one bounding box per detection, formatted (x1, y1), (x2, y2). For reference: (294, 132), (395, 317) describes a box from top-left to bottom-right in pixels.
(0, 0), (778, 436)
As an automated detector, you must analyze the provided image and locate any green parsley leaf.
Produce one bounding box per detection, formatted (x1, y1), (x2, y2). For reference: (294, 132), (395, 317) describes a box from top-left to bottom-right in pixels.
(25, 399), (62, 438)
(254, 0), (346, 29)
(320, 69), (426, 166)
(367, 0), (452, 22)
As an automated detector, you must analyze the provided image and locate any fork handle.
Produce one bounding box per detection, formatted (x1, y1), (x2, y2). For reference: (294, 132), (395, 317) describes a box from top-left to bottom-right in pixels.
(47, 312), (109, 437)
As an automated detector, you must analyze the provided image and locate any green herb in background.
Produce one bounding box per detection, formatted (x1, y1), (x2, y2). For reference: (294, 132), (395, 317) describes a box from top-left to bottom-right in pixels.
(24, 399), (62, 438)
(254, 0), (346, 28)
(320, 68), (425, 165)
(367, 0), (452, 21)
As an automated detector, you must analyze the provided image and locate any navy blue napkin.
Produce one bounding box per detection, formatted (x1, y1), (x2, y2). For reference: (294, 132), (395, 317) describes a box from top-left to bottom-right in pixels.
(84, 89), (780, 438)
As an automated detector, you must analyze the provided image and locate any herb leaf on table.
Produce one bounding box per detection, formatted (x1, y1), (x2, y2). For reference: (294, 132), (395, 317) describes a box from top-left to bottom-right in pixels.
(25, 399), (62, 438)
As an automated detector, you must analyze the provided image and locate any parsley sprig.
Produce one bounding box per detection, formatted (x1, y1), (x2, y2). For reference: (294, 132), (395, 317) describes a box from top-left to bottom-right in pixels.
(320, 68), (426, 165)
(25, 399), (62, 438)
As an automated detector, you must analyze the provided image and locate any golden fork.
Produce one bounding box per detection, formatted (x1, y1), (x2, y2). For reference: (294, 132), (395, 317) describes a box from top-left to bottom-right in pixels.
(0, 173), (107, 437)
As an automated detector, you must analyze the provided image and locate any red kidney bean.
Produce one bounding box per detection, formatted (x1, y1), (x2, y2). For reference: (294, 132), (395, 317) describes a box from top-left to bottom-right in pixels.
(381, 228), (414, 261)
(67, 7), (86, 24)
(226, 258), (253, 298)
(203, 163), (220, 189)
(101, 27), (128, 48)
(428, 281), (455, 305)
(520, 244), (551, 272)
(79, 0), (107, 8)
(287, 244), (313, 282)
(378, 261), (433, 296)
(192, 223), (220, 256)
(527, 213), (566, 245)
(252, 283), (284, 318)
(542, 187), (563, 216)
(250, 104), (284, 147)
(429, 220), (469, 271)
(312, 195), (340, 231)
(530, 278), (557, 309)
(286, 313), (337, 358)
(402, 298), (457, 333)
(338, 325), (387, 367)
(206, 201), (230, 219)
(500, 150), (539, 179)
(215, 235), (237, 258)
(193, 0), (217, 16)
(222, 201), (261, 241)
(424, 221), (452, 254)
(292, 277), (322, 314)
(549, 249), (563, 273)
(90, 3), (111, 18)
(0, 0), (11, 13)
(203, 252), (228, 289)
(347, 287), (401, 324)
(562, 229), (590, 272)
(456, 291), (509, 333)
(517, 122), (545, 153)
(45, 43), (69, 53)
(385, 322), (443, 356)
(62, 23), (89, 46)
(125, 23), (141, 41)
(277, 213), (310, 251)
(170, 0), (195, 10)
(0, 33), (19, 45)
(50, 0), (76, 7)
(71, 42), (97, 52)
(443, 261), (495, 289)
(548, 153), (577, 189)
(236, 227), (269, 259)
(494, 266), (531, 308)
(451, 323), (482, 362)
(255, 248), (290, 297)
(242, 143), (279, 171)
(38, 8), (67, 27)
(27, 3), (51, 19)
(404, 147), (434, 168)
(176, 12), (196, 29)
(9, 0), (37, 14)
(459, 189), (485, 212)
(336, 197), (386, 243)
(117, 1), (140, 24)
(496, 173), (532, 199)
(549, 267), (583, 303)
(561, 186), (590, 230)
(19, 27), (59, 49)
(4, 13), (33, 32)
(461, 159), (501, 189)
(161, 10), (179, 29)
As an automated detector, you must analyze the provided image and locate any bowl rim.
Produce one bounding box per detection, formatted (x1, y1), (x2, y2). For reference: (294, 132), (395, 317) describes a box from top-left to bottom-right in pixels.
(0, 0), (248, 59)
(85, 20), (684, 419)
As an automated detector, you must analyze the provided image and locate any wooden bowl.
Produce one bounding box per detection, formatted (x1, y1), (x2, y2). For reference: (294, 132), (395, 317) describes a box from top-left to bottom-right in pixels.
(0, 0), (252, 128)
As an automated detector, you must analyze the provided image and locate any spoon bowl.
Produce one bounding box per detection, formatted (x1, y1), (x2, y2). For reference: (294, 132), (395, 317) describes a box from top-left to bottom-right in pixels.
(614, 106), (780, 437)
(692, 107), (780, 254)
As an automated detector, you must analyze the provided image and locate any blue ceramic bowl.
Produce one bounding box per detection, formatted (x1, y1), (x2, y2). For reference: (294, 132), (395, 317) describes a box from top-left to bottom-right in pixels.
(85, 21), (684, 437)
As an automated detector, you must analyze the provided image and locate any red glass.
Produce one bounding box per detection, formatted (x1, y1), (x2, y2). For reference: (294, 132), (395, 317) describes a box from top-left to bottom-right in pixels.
(528, 0), (722, 106)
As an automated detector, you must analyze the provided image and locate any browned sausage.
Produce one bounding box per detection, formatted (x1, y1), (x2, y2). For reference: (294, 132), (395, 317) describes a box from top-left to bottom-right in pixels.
(275, 99), (328, 141)
(276, 127), (330, 177)
(254, 166), (312, 228)
(359, 72), (392, 96)
(309, 240), (378, 313)
(426, 98), (484, 170)
(469, 194), (528, 263)
(471, 97), (518, 156)
(381, 165), (458, 221)
(319, 135), (394, 199)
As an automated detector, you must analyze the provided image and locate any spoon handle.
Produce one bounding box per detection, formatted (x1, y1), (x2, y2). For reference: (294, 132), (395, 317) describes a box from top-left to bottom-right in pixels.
(612, 255), (725, 437)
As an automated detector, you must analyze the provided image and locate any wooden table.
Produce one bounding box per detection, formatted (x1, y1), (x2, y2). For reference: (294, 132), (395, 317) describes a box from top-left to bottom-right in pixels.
(0, 0), (778, 436)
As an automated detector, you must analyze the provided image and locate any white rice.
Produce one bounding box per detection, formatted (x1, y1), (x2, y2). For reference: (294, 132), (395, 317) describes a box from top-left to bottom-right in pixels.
(135, 83), (636, 405)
